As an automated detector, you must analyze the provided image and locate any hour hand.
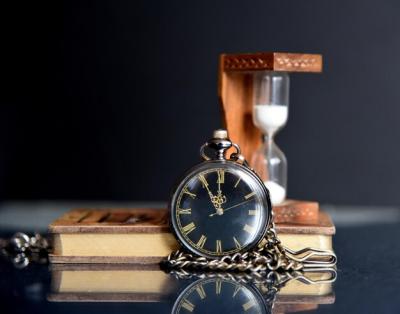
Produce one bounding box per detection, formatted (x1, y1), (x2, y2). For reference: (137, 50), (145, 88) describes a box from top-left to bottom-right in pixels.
(199, 173), (226, 215)
(199, 174), (218, 207)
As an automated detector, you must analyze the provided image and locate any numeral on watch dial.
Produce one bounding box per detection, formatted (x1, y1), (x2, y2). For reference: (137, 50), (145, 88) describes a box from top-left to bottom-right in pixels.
(248, 209), (257, 216)
(216, 279), (222, 295)
(234, 177), (241, 188)
(196, 235), (207, 248)
(182, 186), (196, 199)
(178, 208), (192, 215)
(233, 236), (242, 249)
(244, 191), (256, 200)
(181, 299), (195, 312)
(216, 240), (222, 253)
(243, 224), (255, 234)
(196, 284), (206, 299)
(182, 222), (196, 235)
(217, 170), (225, 184)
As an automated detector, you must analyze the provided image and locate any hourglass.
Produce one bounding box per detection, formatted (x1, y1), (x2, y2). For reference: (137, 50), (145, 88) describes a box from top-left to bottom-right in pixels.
(251, 72), (289, 205)
(218, 52), (322, 206)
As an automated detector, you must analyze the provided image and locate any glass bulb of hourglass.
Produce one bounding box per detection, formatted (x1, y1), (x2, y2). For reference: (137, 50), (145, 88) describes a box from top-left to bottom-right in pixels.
(251, 72), (289, 205)
(253, 137), (287, 205)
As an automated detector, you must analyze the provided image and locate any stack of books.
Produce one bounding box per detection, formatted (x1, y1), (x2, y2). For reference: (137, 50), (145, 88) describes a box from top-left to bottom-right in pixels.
(48, 200), (335, 264)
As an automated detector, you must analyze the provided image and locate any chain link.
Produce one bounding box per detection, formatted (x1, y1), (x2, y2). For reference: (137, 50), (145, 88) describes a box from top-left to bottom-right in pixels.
(0, 233), (50, 268)
(170, 269), (281, 308)
(163, 222), (337, 272)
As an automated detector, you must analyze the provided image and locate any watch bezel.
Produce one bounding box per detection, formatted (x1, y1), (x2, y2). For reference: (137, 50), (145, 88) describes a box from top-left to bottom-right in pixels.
(169, 159), (272, 259)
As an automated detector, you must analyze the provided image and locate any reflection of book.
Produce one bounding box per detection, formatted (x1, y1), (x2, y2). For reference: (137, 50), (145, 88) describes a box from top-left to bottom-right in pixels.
(48, 264), (335, 314)
(49, 206), (335, 264)
(48, 264), (177, 302)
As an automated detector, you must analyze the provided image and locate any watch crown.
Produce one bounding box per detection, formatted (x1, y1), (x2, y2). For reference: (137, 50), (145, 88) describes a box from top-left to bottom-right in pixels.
(213, 129), (228, 139)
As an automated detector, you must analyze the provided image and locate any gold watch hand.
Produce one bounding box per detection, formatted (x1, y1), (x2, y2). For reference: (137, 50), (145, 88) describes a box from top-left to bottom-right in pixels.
(199, 174), (221, 214)
(215, 170), (226, 215)
(199, 175), (215, 201)
(208, 199), (253, 217)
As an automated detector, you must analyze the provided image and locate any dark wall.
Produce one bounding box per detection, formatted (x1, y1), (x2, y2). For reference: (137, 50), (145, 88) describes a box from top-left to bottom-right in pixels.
(1, 0), (399, 205)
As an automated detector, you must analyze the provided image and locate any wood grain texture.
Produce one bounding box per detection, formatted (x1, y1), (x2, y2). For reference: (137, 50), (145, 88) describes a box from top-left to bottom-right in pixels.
(277, 211), (335, 235)
(218, 51), (322, 164)
(49, 208), (170, 234)
(221, 52), (322, 72)
(49, 205), (333, 235)
(219, 70), (257, 161)
(274, 200), (319, 223)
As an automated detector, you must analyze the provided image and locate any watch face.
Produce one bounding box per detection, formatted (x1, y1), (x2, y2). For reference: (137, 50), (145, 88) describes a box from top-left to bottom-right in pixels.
(170, 161), (271, 258)
(172, 277), (269, 314)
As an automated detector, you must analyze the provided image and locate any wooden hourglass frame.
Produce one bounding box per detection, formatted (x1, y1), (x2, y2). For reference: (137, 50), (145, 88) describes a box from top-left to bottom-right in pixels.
(218, 51), (322, 214)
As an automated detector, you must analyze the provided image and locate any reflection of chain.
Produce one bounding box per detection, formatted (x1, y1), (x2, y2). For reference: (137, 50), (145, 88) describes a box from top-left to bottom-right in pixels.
(163, 223), (337, 272)
(170, 270), (280, 308)
(168, 266), (336, 286)
(0, 233), (50, 268)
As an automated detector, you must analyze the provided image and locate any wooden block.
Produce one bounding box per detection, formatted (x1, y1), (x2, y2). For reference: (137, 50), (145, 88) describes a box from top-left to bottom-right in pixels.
(221, 52), (322, 73)
(49, 207), (334, 264)
(49, 206), (335, 236)
(277, 211), (335, 235)
(49, 208), (170, 234)
(49, 204), (323, 234)
(274, 200), (319, 224)
(218, 51), (322, 161)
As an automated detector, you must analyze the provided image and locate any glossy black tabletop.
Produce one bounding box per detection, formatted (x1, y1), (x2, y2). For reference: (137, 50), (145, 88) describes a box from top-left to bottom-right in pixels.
(1, 202), (400, 314)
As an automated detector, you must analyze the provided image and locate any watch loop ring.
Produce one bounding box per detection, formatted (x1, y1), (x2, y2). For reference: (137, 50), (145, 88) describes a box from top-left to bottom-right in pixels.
(200, 141), (242, 161)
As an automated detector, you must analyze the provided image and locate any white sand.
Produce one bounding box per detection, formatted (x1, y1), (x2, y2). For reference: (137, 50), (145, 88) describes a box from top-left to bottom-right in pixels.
(264, 180), (286, 205)
(253, 105), (288, 134)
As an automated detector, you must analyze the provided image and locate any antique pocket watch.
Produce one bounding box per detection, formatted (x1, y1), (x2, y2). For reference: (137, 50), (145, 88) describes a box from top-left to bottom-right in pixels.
(170, 130), (271, 259)
(167, 129), (336, 272)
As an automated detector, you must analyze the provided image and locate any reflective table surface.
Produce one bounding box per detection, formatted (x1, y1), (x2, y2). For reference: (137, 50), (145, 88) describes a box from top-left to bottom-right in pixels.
(1, 202), (400, 314)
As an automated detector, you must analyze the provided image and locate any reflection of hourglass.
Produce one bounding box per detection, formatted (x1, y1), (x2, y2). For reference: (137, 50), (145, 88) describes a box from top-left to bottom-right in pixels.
(251, 72), (289, 205)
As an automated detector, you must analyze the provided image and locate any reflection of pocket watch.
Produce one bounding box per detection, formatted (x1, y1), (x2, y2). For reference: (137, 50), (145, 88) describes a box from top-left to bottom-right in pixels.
(170, 129), (271, 259)
(166, 130), (336, 272)
(170, 269), (337, 314)
(172, 277), (269, 314)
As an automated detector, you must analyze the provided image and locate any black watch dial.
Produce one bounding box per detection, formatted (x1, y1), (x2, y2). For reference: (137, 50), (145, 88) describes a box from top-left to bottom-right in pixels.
(171, 161), (271, 258)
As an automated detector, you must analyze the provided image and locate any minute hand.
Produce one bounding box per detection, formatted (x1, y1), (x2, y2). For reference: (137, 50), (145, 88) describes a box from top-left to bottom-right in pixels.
(209, 199), (252, 217)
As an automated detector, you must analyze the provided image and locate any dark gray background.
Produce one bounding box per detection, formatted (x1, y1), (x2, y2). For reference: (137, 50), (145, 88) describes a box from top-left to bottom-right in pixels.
(0, 0), (399, 205)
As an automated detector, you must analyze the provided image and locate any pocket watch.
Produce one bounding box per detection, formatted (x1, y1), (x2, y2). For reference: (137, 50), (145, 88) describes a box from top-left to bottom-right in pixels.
(170, 129), (271, 259)
(166, 129), (336, 272)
